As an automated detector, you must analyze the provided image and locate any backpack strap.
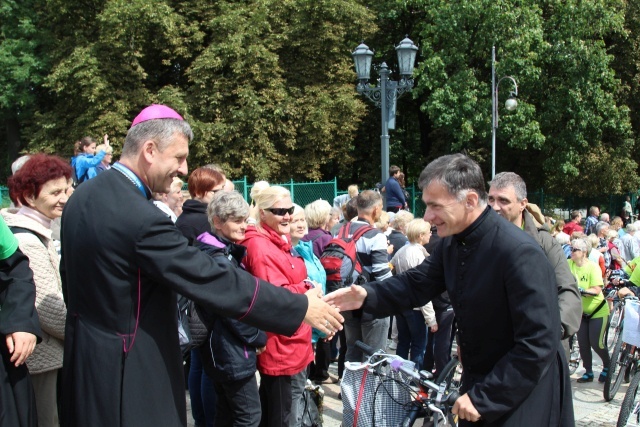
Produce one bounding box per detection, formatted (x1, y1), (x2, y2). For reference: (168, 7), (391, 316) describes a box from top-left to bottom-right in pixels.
(9, 226), (46, 247)
(349, 224), (374, 278)
(351, 224), (373, 242)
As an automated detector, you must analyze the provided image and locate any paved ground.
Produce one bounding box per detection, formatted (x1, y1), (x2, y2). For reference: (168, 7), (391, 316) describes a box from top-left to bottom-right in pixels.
(186, 350), (634, 426)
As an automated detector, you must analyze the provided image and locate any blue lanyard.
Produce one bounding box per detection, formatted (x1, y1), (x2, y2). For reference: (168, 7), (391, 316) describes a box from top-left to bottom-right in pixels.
(112, 162), (149, 198)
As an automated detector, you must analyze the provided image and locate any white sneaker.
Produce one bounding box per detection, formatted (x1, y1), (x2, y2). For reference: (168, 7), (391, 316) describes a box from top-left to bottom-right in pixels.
(388, 341), (397, 350)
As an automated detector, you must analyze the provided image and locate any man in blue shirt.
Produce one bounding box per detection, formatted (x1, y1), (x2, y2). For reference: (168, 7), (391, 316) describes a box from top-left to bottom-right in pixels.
(384, 165), (406, 213)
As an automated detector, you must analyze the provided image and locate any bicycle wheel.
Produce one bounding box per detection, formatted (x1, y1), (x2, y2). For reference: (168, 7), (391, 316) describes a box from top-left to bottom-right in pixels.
(568, 335), (580, 375)
(606, 336), (632, 401)
(626, 358), (638, 384)
(608, 302), (624, 351)
(436, 356), (463, 393)
(618, 370), (640, 427)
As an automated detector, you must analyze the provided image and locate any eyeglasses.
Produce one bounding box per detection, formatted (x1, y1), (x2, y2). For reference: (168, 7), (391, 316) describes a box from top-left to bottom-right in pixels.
(571, 247), (582, 253)
(265, 207), (295, 216)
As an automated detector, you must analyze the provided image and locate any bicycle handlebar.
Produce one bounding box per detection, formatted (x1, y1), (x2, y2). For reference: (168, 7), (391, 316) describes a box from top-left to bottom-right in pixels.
(354, 340), (460, 406)
(355, 340), (376, 356)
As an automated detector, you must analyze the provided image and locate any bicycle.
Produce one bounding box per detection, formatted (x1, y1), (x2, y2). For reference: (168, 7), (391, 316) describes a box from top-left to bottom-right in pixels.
(341, 340), (460, 426)
(568, 334), (580, 375)
(608, 281), (628, 351)
(608, 290), (625, 351)
(617, 367), (640, 427)
(604, 294), (640, 402)
(436, 355), (463, 394)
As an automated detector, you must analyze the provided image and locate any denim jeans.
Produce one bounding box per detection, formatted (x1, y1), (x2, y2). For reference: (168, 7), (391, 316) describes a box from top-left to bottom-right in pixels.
(395, 309), (427, 368)
(189, 349), (216, 427)
(343, 311), (390, 362)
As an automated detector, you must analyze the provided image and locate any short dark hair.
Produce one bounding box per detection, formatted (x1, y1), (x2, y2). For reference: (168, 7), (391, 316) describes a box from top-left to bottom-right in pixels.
(8, 154), (73, 206)
(389, 165), (401, 176)
(344, 197), (358, 221)
(418, 154), (487, 204)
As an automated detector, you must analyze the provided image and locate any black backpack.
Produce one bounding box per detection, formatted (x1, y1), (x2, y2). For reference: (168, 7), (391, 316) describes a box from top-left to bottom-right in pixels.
(320, 223), (373, 294)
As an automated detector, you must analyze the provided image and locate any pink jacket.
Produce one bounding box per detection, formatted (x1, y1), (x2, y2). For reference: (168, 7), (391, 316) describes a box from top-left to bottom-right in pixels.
(240, 225), (313, 376)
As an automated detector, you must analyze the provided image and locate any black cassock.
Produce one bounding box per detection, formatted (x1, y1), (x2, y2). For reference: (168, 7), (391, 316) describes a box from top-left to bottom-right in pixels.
(0, 247), (42, 427)
(60, 169), (308, 427)
(362, 207), (572, 427)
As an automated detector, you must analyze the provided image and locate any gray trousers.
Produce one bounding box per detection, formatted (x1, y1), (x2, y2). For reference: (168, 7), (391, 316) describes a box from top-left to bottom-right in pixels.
(343, 311), (390, 362)
(31, 369), (59, 427)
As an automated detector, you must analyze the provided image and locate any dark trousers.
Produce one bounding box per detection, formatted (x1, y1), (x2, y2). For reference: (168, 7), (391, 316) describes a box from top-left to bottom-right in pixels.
(396, 309), (427, 368)
(386, 206), (401, 213)
(337, 330), (347, 379)
(213, 375), (261, 427)
(310, 340), (331, 381)
(258, 373), (292, 427)
(577, 315), (610, 372)
(189, 348), (216, 427)
(423, 309), (455, 376)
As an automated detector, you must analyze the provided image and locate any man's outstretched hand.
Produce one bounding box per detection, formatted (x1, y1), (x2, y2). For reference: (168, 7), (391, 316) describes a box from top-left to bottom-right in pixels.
(304, 287), (344, 336)
(323, 285), (368, 312)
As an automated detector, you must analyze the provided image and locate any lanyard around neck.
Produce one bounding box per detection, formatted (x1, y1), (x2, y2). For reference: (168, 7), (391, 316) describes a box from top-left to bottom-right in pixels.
(112, 162), (148, 198)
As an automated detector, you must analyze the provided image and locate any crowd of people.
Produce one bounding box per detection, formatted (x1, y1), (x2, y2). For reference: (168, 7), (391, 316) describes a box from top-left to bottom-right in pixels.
(4, 103), (631, 427)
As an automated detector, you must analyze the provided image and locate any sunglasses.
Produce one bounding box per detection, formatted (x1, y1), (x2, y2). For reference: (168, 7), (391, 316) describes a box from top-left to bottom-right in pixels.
(571, 247), (582, 253)
(265, 207), (295, 216)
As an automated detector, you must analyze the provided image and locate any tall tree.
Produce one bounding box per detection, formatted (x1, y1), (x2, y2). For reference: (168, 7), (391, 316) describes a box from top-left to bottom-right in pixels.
(0, 0), (49, 179)
(387, 0), (637, 194)
(186, 0), (374, 182)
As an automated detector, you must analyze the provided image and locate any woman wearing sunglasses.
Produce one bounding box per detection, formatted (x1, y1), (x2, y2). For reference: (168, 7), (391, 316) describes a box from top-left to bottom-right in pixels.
(239, 186), (314, 427)
(568, 238), (610, 383)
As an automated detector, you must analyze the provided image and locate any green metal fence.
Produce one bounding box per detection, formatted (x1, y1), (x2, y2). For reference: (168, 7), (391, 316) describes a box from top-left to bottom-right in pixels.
(0, 186), (9, 208)
(3, 180), (634, 222)
(527, 190), (634, 220)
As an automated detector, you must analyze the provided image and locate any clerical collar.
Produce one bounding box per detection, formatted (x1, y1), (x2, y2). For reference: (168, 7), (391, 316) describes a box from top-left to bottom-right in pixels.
(112, 162), (150, 198)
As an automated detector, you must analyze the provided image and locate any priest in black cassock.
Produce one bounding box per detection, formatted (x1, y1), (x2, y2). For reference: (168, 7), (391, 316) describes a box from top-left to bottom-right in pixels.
(325, 154), (571, 427)
(59, 105), (343, 427)
(0, 217), (41, 427)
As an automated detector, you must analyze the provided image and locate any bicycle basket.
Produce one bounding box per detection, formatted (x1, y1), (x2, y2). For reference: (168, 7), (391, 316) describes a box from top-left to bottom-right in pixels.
(623, 300), (640, 347)
(341, 360), (413, 427)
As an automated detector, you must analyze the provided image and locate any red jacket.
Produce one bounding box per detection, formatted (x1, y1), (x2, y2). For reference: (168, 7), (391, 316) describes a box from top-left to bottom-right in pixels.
(240, 225), (313, 376)
(562, 221), (583, 237)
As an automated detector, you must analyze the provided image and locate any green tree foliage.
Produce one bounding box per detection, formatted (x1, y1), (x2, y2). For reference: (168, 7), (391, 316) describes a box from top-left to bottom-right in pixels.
(0, 0), (49, 178)
(399, 0), (637, 194)
(2, 0), (639, 196)
(16, 0), (374, 184)
(186, 0), (373, 182)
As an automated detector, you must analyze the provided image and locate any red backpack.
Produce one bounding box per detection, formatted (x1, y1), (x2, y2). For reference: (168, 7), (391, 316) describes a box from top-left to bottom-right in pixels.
(320, 223), (373, 293)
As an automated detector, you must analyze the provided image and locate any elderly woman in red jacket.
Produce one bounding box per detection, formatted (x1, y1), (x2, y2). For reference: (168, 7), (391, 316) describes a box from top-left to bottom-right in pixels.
(239, 185), (313, 427)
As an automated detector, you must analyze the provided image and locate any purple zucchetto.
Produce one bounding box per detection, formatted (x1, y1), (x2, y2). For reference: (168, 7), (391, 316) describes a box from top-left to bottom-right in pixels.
(130, 104), (184, 128)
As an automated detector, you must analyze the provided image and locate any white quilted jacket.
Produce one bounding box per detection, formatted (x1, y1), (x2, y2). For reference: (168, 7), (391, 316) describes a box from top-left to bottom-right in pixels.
(1, 209), (66, 374)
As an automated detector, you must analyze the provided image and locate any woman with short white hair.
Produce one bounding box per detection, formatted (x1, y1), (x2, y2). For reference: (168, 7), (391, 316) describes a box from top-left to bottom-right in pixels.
(302, 199), (333, 259)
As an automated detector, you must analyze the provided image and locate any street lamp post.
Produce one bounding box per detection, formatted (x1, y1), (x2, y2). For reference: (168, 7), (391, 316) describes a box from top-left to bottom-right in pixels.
(352, 37), (418, 186)
(491, 45), (518, 179)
